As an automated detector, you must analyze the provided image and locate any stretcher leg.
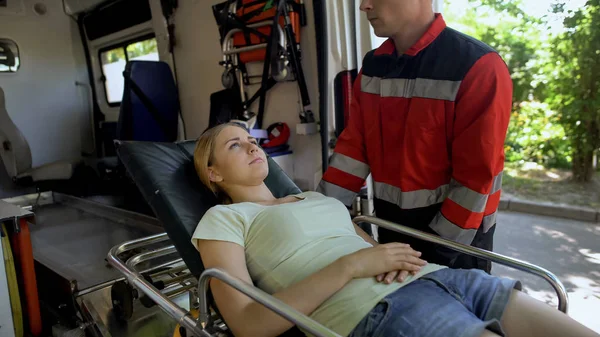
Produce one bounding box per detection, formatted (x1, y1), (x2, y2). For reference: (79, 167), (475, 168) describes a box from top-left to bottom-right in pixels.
(10, 219), (42, 336)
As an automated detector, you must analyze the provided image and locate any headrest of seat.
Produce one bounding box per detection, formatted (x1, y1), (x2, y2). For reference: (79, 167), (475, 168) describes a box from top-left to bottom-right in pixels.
(117, 61), (180, 143)
(0, 87), (5, 109)
(116, 140), (301, 276)
(0, 86), (33, 178)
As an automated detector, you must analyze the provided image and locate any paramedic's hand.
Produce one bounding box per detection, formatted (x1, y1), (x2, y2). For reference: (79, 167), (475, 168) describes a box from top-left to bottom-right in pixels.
(342, 243), (427, 281)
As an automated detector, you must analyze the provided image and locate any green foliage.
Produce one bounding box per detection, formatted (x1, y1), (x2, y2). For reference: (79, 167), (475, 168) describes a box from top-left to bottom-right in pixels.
(126, 38), (158, 59)
(101, 38), (157, 64)
(102, 47), (125, 64)
(446, 0), (600, 176)
(505, 101), (571, 168)
(445, 0), (544, 105)
(445, 0), (570, 167)
(545, 0), (600, 181)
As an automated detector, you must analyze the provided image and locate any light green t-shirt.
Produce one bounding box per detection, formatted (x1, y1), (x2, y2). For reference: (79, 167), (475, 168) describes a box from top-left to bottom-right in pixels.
(191, 191), (446, 337)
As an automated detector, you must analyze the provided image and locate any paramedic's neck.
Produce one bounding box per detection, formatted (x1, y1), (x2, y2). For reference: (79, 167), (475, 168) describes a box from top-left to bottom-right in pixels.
(225, 183), (276, 204)
(392, 11), (435, 55)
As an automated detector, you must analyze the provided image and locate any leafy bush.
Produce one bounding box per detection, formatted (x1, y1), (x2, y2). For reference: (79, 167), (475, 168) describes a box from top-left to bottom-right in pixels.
(504, 101), (572, 168)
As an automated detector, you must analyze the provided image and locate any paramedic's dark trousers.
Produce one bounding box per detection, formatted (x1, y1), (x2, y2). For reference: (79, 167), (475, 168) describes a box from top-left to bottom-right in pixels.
(374, 201), (494, 273)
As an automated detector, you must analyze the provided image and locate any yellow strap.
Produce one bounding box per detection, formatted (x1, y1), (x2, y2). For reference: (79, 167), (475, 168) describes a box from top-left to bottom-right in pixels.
(2, 223), (23, 337)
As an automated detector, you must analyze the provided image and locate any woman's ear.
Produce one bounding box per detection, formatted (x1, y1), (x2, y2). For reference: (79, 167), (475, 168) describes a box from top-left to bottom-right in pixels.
(208, 167), (223, 183)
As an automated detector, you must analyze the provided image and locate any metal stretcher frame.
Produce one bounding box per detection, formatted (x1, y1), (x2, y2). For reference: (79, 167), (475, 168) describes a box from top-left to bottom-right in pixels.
(107, 215), (569, 337)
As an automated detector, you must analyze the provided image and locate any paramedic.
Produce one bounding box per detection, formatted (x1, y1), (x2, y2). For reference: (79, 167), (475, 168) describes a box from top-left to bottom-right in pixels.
(317, 0), (513, 275)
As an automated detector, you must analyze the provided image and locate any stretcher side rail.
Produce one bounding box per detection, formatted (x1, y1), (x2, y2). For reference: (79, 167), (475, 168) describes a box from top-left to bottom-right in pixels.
(353, 215), (569, 314)
(107, 234), (342, 337)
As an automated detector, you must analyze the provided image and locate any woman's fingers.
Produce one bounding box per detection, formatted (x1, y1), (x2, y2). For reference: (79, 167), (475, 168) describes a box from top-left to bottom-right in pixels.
(384, 270), (399, 284)
(397, 270), (409, 282)
(393, 253), (427, 266)
(382, 244), (423, 257)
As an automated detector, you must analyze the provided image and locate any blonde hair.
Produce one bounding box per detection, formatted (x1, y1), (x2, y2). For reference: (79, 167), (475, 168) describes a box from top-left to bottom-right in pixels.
(193, 122), (246, 204)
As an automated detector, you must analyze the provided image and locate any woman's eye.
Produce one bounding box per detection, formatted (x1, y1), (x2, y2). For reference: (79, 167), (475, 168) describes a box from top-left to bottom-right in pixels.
(229, 142), (240, 149)
(251, 141), (258, 145)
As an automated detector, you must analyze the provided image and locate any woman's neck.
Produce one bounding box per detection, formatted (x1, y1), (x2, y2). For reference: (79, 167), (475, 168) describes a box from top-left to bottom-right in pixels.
(225, 183), (277, 204)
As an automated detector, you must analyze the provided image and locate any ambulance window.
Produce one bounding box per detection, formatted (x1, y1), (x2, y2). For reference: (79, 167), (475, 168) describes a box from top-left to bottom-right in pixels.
(0, 39), (20, 73)
(100, 36), (159, 105)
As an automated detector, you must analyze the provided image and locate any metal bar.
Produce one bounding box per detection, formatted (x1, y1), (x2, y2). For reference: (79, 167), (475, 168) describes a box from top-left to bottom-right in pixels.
(54, 193), (162, 232)
(112, 233), (169, 256)
(353, 215), (569, 313)
(221, 20), (285, 60)
(148, 264), (188, 279)
(224, 43), (268, 55)
(107, 242), (210, 337)
(165, 283), (196, 299)
(162, 273), (195, 287)
(198, 268), (342, 337)
(74, 258), (185, 297)
(126, 246), (177, 270)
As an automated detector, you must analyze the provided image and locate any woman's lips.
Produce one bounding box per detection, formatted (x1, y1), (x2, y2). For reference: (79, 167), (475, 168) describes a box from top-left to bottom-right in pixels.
(250, 158), (264, 165)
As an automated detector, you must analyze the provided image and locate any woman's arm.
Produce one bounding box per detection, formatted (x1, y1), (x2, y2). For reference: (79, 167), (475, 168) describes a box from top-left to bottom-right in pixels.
(353, 222), (378, 246)
(352, 222), (420, 283)
(197, 239), (425, 337)
(197, 240), (353, 337)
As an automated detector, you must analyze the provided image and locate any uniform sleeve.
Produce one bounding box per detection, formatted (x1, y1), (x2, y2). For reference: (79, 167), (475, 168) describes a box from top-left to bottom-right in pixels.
(191, 206), (247, 249)
(429, 52), (512, 245)
(317, 71), (371, 207)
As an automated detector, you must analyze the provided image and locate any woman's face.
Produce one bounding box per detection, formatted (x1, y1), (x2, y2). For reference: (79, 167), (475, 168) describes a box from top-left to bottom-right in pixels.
(208, 125), (269, 188)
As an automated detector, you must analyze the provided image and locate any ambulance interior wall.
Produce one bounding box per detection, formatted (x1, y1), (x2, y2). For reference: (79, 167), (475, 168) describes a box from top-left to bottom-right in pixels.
(0, 0), (90, 166)
(164, 0), (323, 191)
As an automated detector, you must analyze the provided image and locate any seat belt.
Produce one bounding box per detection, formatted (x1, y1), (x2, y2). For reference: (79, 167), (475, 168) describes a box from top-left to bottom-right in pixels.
(123, 73), (176, 141)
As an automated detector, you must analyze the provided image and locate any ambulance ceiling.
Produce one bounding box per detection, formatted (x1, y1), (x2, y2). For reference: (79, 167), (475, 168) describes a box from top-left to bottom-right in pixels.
(63, 0), (108, 15)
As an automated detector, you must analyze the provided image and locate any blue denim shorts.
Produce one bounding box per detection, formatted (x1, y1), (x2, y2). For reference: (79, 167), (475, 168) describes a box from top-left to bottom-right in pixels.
(348, 268), (522, 337)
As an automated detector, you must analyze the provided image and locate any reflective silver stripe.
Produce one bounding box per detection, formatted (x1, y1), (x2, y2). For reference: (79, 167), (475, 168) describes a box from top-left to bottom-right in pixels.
(482, 212), (497, 233)
(491, 172), (503, 194)
(447, 179), (488, 213)
(374, 181), (449, 210)
(429, 213), (478, 245)
(329, 153), (370, 179)
(361, 75), (462, 101)
(361, 75), (380, 95)
(316, 181), (357, 207)
(447, 171), (504, 212)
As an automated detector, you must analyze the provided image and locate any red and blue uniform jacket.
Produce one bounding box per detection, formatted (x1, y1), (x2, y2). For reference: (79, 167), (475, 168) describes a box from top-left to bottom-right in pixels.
(318, 14), (513, 251)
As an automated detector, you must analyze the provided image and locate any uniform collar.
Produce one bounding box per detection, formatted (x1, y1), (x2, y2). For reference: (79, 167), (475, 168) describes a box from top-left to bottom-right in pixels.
(375, 13), (446, 57)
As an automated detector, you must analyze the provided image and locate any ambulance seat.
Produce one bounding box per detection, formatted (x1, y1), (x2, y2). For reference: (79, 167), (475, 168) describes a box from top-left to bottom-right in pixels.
(0, 87), (79, 185)
(116, 60), (180, 143)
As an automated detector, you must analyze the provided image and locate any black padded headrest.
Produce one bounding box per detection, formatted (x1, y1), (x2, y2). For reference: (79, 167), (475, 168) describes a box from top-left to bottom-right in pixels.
(116, 140), (301, 276)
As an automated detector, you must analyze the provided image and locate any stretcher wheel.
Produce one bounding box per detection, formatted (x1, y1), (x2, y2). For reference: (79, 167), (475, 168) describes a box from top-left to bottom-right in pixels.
(111, 281), (134, 321)
(272, 59), (289, 82)
(221, 68), (236, 89)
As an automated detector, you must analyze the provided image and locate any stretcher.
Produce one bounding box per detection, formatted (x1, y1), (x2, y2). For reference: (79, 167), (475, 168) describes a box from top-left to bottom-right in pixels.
(105, 139), (569, 337)
(213, 0), (315, 129)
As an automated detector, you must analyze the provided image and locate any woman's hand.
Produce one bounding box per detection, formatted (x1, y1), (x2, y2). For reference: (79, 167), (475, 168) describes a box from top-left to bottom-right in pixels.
(341, 243), (427, 280)
(376, 269), (418, 284)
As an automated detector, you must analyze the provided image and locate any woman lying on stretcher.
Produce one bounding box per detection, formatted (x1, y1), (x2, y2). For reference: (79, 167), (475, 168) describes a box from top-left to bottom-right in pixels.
(191, 123), (598, 337)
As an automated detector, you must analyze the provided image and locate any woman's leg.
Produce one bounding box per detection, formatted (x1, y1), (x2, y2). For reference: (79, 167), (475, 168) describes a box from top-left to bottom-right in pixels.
(501, 290), (599, 337)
